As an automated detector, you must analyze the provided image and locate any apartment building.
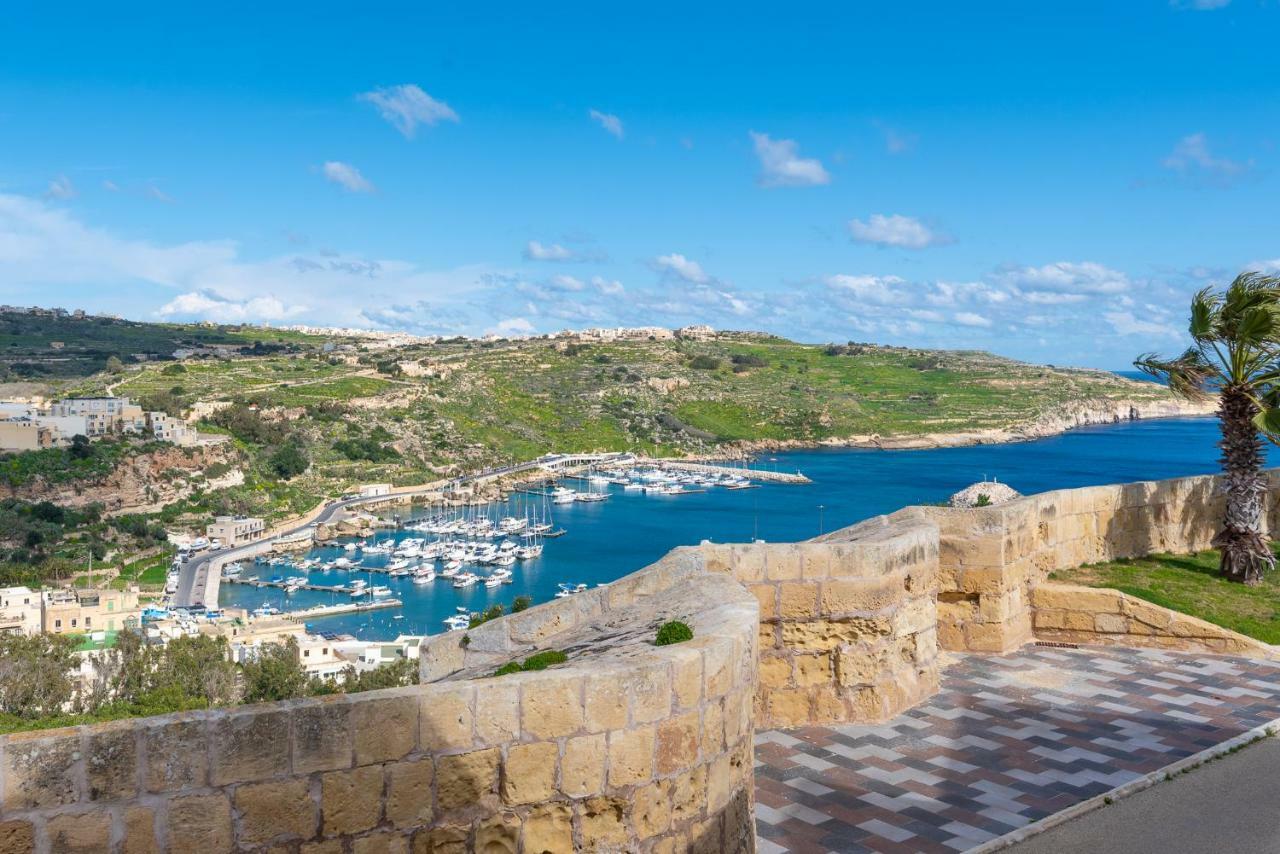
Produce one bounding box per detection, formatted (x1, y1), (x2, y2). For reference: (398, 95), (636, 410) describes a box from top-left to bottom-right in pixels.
(206, 515), (266, 547)
(0, 587), (42, 635)
(0, 418), (54, 451)
(48, 397), (146, 436)
(41, 587), (143, 635)
(146, 411), (198, 447)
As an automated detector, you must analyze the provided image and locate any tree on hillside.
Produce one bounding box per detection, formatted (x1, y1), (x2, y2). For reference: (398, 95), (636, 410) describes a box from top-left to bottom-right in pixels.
(0, 633), (80, 717)
(241, 636), (310, 703)
(1136, 272), (1280, 585)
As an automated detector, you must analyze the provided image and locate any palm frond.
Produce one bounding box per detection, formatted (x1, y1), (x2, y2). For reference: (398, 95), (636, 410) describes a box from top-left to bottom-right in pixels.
(1134, 348), (1217, 401)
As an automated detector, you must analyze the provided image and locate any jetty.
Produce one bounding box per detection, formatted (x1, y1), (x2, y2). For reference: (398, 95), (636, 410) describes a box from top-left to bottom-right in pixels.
(225, 577), (356, 594)
(281, 599), (402, 621)
(641, 459), (811, 484)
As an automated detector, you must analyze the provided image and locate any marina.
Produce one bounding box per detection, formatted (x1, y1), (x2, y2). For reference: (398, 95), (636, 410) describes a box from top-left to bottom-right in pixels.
(217, 416), (1248, 641)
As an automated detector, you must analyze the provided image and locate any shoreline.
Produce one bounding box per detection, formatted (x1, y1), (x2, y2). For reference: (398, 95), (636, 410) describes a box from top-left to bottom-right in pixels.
(674, 397), (1217, 459)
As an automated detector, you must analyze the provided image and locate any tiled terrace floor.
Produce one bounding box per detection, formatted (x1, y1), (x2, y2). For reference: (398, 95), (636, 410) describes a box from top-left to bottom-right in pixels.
(754, 646), (1280, 853)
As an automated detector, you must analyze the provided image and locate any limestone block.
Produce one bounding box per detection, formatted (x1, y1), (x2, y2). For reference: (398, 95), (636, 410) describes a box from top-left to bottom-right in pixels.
(584, 670), (629, 732)
(473, 813), (520, 854)
(780, 617), (890, 651)
(669, 764), (707, 826)
(85, 723), (138, 801)
(728, 544), (766, 581)
(702, 699), (726, 755)
(321, 764), (384, 836)
(633, 781), (673, 839)
(656, 710), (700, 777)
(352, 830), (411, 854)
(167, 793), (233, 851)
(820, 576), (902, 616)
(210, 708), (290, 786)
(758, 655), (792, 690)
(1094, 612), (1129, 634)
(522, 672), (584, 739)
(2, 730), (80, 810)
(46, 810), (112, 854)
(765, 689), (811, 727)
(385, 759), (434, 829)
(577, 796), (629, 848)
(143, 717), (208, 793)
(501, 741), (557, 805)
(778, 583), (819, 619)
(355, 693), (418, 764)
(764, 545), (802, 580)
(699, 638), (735, 698)
(293, 701), (353, 775)
(419, 685), (474, 751)
(235, 777), (317, 845)
(798, 545), (831, 579)
(435, 748), (499, 813)
(0, 821), (34, 854)
(522, 803), (572, 854)
(631, 662), (673, 724)
(607, 725), (655, 788)
(793, 653), (833, 687)
(122, 806), (158, 854)
(668, 645), (704, 710)
(749, 584), (778, 621)
(560, 733), (606, 797)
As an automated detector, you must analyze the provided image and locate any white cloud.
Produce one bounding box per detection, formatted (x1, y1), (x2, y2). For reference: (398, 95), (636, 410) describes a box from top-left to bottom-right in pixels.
(994, 261), (1130, 295)
(588, 109), (624, 139)
(749, 131), (830, 187)
(157, 290), (307, 322)
(653, 253), (710, 284)
(486, 317), (537, 337)
(549, 274), (585, 292)
(825, 274), (909, 305)
(523, 240), (574, 261)
(322, 161), (375, 193)
(848, 214), (945, 249)
(101, 180), (119, 192)
(591, 276), (625, 295)
(1104, 311), (1179, 337)
(954, 311), (992, 328)
(358, 84), (458, 138)
(45, 175), (76, 200)
(145, 184), (173, 203)
(1161, 133), (1249, 182)
(1171, 0), (1229, 9)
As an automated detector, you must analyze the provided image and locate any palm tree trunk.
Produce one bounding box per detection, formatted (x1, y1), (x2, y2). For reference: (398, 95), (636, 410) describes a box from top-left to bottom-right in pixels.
(1213, 385), (1275, 585)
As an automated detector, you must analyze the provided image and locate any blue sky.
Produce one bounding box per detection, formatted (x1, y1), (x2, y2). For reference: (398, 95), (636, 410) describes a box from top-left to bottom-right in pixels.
(1, 1), (1277, 368)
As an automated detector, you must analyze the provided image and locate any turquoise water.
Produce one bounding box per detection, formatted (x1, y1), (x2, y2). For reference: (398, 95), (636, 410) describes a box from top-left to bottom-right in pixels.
(220, 416), (1261, 640)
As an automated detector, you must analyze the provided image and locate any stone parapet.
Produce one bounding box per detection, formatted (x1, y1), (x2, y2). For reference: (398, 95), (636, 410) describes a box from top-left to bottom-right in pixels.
(1030, 583), (1280, 659)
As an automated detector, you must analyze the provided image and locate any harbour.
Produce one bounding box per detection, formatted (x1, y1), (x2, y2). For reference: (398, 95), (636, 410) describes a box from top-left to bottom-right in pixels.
(217, 416), (1257, 640)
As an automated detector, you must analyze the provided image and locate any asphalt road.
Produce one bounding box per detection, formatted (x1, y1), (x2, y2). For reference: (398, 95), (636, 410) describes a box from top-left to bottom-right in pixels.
(1009, 736), (1280, 854)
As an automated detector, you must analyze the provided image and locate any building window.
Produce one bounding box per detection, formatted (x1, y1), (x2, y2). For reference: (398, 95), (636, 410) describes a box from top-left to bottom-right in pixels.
(55, 619), (61, 629)
(71, 619), (77, 628)
(85, 617), (92, 627)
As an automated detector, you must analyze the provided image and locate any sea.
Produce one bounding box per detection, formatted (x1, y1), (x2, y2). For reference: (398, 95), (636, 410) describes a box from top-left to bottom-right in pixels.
(219, 412), (1274, 641)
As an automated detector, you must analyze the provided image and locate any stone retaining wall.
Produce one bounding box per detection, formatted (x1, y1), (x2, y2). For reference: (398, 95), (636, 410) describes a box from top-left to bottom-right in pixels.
(1030, 583), (1278, 658)
(702, 508), (940, 728)
(924, 470), (1262, 653)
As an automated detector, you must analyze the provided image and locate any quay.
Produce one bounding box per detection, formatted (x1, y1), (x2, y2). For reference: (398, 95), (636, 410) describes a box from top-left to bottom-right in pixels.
(225, 577), (354, 594)
(638, 458), (811, 484)
(281, 599), (402, 621)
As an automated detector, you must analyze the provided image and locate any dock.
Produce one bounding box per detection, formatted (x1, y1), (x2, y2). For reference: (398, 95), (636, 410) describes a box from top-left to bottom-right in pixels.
(225, 577), (356, 594)
(636, 459), (811, 484)
(282, 599), (403, 621)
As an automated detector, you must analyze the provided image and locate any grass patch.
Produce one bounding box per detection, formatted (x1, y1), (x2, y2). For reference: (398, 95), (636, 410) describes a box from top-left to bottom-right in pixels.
(1050, 544), (1280, 644)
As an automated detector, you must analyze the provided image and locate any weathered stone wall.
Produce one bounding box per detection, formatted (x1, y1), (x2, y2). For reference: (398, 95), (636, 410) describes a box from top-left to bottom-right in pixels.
(699, 508), (940, 728)
(0, 559), (758, 854)
(924, 471), (1253, 653)
(1030, 583), (1278, 659)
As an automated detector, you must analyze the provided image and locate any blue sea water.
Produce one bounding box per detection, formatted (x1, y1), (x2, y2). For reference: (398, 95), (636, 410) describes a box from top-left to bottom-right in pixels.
(220, 416), (1265, 640)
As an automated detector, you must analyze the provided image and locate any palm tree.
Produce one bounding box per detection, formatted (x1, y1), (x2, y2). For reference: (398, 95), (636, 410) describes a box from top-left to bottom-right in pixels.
(1136, 272), (1280, 585)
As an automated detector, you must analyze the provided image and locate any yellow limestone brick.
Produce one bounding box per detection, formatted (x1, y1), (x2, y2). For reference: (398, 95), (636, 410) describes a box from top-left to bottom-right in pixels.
(235, 777), (317, 845)
(656, 710), (701, 776)
(764, 545), (802, 580)
(385, 758), (434, 829)
(436, 748), (500, 813)
(167, 793), (232, 852)
(584, 670), (629, 732)
(759, 655), (792, 690)
(669, 645), (704, 709)
(45, 810), (112, 854)
(354, 694), (417, 765)
(633, 781), (673, 839)
(577, 796), (629, 849)
(419, 685), (474, 751)
(765, 689), (811, 728)
(778, 583), (819, 619)
(750, 584), (778, 621)
(669, 764), (708, 826)
(522, 673), (585, 739)
(122, 806), (158, 854)
(794, 653), (833, 687)
(473, 681), (520, 746)
(631, 662), (672, 724)
(607, 725), (656, 788)
(501, 741), (558, 805)
(473, 813), (520, 854)
(560, 733), (607, 797)
(321, 765), (384, 837)
(0, 821), (34, 854)
(522, 804), (572, 854)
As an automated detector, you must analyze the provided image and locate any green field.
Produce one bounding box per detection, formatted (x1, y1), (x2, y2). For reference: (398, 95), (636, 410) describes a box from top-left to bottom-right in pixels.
(1051, 546), (1280, 644)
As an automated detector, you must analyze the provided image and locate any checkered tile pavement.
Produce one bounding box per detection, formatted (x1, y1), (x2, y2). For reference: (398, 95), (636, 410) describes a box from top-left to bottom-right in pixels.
(754, 646), (1280, 853)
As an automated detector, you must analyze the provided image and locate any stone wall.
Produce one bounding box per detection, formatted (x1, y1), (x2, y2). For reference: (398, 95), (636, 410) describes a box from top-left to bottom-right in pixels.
(925, 470), (1251, 653)
(1030, 583), (1278, 659)
(700, 508), (940, 728)
(0, 559), (758, 854)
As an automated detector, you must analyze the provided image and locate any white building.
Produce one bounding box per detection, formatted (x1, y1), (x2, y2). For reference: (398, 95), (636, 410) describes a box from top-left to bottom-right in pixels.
(146, 412), (198, 447)
(0, 587), (41, 635)
(676, 324), (715, 341)
(206, 516), (266, 547)
(358, 483), (392, 498)
(48, 397), (146, 436)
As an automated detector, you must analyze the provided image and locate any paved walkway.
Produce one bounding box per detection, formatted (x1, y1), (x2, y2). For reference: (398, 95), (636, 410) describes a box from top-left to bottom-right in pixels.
(754, 646), (1280, 853)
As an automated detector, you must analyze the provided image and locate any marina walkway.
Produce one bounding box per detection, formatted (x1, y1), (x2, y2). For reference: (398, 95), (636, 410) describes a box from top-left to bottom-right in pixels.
(754, 646), (1280, 853)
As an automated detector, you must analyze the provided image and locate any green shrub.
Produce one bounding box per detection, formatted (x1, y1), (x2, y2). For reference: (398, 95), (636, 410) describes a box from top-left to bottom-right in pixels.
(492, 649), (567, 677)
(689, 355), (721, 370)
(655, 620), (693, 646)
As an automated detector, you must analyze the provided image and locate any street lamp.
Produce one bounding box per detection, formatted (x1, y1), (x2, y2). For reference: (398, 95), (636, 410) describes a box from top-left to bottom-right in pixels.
(817, 504), (825, 536)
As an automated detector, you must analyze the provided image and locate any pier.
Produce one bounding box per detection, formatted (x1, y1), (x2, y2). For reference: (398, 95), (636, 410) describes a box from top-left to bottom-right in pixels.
(225, 577), (356, 594)
(281, 599), (403, 621)
(636, 459), (811, 484)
